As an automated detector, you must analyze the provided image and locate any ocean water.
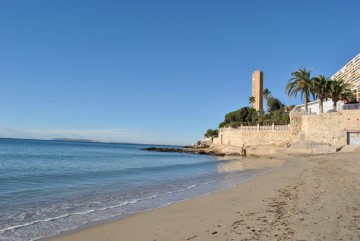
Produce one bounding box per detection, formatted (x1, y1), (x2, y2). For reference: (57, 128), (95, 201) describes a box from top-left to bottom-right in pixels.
(0, 138), (271, 241)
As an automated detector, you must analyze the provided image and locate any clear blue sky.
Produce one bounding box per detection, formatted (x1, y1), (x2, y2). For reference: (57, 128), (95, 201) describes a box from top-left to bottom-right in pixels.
(0, 0), (359, 145)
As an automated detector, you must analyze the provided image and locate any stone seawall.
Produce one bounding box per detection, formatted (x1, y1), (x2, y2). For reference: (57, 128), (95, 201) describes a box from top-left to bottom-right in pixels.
(296, 110), (360, 146)
(212, 110), (360, 151)
(215, 129), (293, 147)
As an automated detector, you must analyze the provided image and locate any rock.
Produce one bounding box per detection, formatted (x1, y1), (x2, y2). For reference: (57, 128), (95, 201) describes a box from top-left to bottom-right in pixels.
(142, 147), (225, 156)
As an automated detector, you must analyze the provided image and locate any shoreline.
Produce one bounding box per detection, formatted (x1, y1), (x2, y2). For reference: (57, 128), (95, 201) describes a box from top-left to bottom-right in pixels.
(41, 173), (265, 241)
(46, 151), (360, 241)
(43, 156), (284, 241)
(44, 155), (295, 241)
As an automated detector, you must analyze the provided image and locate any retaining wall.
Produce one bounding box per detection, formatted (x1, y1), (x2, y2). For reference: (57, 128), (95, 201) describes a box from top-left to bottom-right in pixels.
(297, 110), (360, 146)
(212, 110), (360, 148)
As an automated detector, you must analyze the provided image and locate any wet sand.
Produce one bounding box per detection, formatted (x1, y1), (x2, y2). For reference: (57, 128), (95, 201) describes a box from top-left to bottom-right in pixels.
(48, 152), (360, 241)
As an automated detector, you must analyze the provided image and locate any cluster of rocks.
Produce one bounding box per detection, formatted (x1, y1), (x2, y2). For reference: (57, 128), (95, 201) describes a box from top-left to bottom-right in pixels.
(143, 143), (343, 157)
(142, 146), (226, 156)
(143, 144), (252, 156)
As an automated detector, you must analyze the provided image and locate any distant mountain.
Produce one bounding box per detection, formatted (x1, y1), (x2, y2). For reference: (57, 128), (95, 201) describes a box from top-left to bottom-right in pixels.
(52, 138), (99, 143)
(51, 138), (183, 147)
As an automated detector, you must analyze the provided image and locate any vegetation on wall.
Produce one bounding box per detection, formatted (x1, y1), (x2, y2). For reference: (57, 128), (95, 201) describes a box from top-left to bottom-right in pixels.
(217, 102), (289, 128)
(218, 107), (259, 128)
(204, 129), (218, 138)
(267, 97), (285, 112)
(286, 67), (314, 112)
(286, 67), (356, 113)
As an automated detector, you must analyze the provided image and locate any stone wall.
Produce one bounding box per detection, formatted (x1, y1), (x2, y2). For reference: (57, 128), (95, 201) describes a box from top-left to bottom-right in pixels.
(212, 137), (220, 145)
(217, 128), (294, 147)
(212, 110), (360, 149)
(296, 110), (360, 146)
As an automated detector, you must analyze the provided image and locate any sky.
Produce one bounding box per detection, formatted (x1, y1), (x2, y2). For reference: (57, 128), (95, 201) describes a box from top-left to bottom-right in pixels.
(0, 0), (359, 145)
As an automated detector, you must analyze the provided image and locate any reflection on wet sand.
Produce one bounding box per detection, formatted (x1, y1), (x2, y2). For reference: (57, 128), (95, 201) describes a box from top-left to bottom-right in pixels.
(217, 157), (285, 173)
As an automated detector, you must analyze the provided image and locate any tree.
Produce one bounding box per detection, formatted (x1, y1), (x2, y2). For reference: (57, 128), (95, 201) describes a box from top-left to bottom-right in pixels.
(286, 67), (314, 112)
(221, 107), (258, 127)
(256, 110), (266, 125)
(219, 105), (290, 127)
(267, 97), (284, 112)
(262, 88), (271, 100)
(204, 129), (218, 138)
(312, 75), (331, 113)
(285, 105), (296, 112)
(218, 121), (226, 128)
(328, 79), (352, 111)
(341, 91), (356, 103)
(248, 96), (255, 106)
(266, 110), (290, 125)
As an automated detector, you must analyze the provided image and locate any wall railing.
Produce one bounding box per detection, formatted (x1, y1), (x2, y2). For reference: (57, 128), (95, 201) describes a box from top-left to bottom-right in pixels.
(341, 103), (360, 110)
(219, 124), (289, 132)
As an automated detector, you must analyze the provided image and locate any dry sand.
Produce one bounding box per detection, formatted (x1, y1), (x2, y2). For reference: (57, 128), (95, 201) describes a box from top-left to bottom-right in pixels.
(48, 152), (360, 241)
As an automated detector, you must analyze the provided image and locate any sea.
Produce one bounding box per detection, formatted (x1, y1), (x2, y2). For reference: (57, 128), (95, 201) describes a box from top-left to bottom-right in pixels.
(0, 138), (272, 241)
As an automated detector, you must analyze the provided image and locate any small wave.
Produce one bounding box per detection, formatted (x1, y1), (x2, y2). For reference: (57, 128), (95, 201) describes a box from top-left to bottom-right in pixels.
(97, 200), (137, 211)
(71, 209), (96, 215)
(163, 184), (197, 195)
(0, 196), (161, 234)
(96, 195), (159, 212)
(0, 214), (70, 233)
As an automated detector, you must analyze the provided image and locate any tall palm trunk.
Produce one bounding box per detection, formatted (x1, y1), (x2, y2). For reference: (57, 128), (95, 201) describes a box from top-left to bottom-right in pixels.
(319, 98), (324, 113)
(304, 91), (308, 112)
(333, 100), (337, 111)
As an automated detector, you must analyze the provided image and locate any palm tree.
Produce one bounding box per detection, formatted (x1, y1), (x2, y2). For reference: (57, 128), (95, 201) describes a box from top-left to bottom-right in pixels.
(328, 79), (352, 111)
(262, 88), (271, 100)
(249, 96), (255, 106)
(312, 75), (331, 113)
(341, 91), (356, 103)
(256, 110), (266, 125)
(286, 67), (314, 112)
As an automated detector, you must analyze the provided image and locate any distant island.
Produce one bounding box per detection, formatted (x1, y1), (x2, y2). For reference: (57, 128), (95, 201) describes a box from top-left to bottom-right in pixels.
(52, 138), (103, 143)
(51, 138), (179, 146)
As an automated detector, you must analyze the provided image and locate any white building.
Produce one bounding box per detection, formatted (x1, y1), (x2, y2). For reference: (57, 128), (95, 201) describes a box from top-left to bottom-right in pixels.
(331, 53), (360, 101)
(291, 99), (344, 115)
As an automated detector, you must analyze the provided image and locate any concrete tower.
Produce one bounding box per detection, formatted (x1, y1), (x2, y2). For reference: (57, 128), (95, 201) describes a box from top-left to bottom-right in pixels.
(251, 70), (263, 111)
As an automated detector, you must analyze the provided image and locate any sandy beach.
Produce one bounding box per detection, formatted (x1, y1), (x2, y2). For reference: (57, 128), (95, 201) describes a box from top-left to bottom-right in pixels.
(48, 151), (360, 241)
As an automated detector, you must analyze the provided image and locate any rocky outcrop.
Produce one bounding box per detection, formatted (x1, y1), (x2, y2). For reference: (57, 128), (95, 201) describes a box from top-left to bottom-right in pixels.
(142, 147), (226, 156)
(143, 147), (205, 155)
(143, 143), (345, 157)
(143, 144), (259, 157)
